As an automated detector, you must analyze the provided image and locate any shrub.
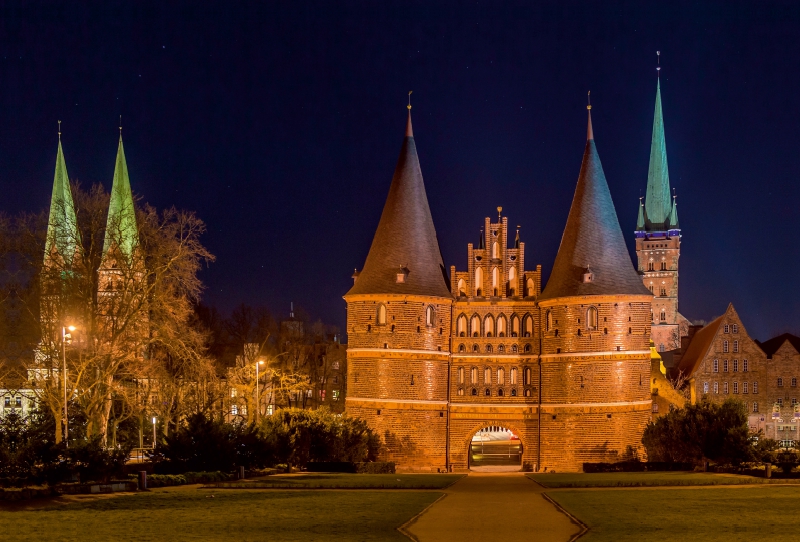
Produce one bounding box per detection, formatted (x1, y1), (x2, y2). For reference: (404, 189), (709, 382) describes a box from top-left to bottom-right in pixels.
(355, 462), (395, 474)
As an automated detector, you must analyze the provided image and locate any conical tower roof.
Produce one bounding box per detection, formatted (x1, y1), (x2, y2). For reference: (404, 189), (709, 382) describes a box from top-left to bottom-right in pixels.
(642, 78), (673, 231)
(540, 108), (651, 301)
(346, 109), (450, 298)
(44, 132), (81, 266)
(103, 134), (139, 261)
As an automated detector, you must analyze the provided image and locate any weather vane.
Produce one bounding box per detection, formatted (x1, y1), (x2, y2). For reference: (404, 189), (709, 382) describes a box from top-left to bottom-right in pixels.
(119, 115), (122, 134)
(587, 90), (591, 110)
(58, 120), (61, 139)
(497, 206), (502, 219)
(407, 90), (412, 110)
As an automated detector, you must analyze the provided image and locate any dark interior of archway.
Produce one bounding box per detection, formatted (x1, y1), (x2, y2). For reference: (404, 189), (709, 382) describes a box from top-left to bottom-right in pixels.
(469, 426), (522, 467)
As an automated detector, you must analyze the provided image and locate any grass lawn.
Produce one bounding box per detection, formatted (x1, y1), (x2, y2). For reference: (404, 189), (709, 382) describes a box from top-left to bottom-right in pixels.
(548, 486), (800, 542)
(216, 473), (464, 489)
(0, 487), (441, 541)
(528, 471), (773, 488)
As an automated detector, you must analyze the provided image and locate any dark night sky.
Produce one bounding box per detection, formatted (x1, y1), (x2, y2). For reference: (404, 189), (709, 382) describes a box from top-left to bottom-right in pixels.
(1, 2), (799, 340)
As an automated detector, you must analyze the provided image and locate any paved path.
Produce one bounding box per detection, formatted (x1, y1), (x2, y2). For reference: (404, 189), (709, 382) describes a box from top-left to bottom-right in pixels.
(404, 473), (582, 542)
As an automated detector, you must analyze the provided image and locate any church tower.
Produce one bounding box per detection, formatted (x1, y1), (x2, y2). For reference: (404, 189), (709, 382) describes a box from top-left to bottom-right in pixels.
(345, 103), (453, 471)
(635, 66), (684, 352)
(537, 104), (653, 470)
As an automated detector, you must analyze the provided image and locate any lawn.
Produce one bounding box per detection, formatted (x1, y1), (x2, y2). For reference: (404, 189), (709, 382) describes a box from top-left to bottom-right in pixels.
(528, 471), (772, 488)
(214, 473), (464, 489)
(548, 486), (800, 542)
(0, 487), (441, 541)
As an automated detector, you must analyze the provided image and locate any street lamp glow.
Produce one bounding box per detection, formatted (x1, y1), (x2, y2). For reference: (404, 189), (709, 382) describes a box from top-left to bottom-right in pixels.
(62, 324), (77, 446)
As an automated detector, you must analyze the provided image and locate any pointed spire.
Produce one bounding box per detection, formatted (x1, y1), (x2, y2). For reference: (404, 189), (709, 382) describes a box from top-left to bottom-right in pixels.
(636, 197), (645, 231)
(514, 226), (520, 249)
(478, 229), (485, 249)
(103, 132), (139, 261)
(540, 106), (650, 301)
(44, 125), (81, 266)
(587, 91), (594, 140)
(643, 73), (673, 229)
(669, 193), (679, 229)
(406, 91), (414, 137)
(346, 101), (450, 298)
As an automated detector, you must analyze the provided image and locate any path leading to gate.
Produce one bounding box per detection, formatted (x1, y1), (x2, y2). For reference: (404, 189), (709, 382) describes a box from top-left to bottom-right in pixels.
(403, 473), (583, 542)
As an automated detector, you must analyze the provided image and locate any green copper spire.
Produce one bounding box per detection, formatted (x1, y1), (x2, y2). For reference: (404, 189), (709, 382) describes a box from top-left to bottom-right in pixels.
(44, 129), (81, 266)
(103, 133), (138, 261)
(636, 197), (645, 230)
(644, 78), (672, 229)
(668, 195), (679, 229)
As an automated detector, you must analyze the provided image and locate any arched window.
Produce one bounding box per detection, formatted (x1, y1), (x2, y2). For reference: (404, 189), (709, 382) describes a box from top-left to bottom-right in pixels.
(723, 340), (729, 353)
(457, 315), (467, 337)
(497, 368), (505, 385)
(458, 344), (465, 352)
(484, 367), (491, 384)
(426, 306), (435, 326)
(511, 388), (517, 397)
(498, 388), (504, 397)
(492, 241), (499, 259)
(484, 315), (494, 337)
(458, 388), (464, 396)
(492, 267), (499, 289)
(545, 310), (552, 332)
(523, 315), (533, 337)
(458, 367), (464, 384)
(474, 267), (484, 296)
(510, 367), (518, 385)
(524, 344), (532, 353)
(485, 388), (491, 396)
(472, 388), (477, 396)
(511, 344), (518, 353)
(587, 307), (598, 330)
(524, 389), (531, 397)
(473, 344), (479, 353)
(508, 267), (516, 296)
(498, 344), (505, 353)
(470, 367), (477, 384)
(524, 367), (531, 385)
(457, 279), (466, 297)
(471, 315), (481, 337)
(497, 315), (507, 337)
(526, 277), (535, 297)
(377, 304), (387, 325)
(660, 309), (666, 321)
(733, 340), (739, 353)
(486, 344), (493, 353)
(511, 315), (520, 337)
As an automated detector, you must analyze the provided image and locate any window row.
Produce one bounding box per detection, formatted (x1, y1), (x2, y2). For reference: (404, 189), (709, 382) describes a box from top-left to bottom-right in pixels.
(456, 313), (533, 338)
(723, 324), (739, 334)
(457, 270), (536, 298)
(776, 377), (798, 387)
(457, 343), (533, 354)
(703, 381), (758, 394)
(457, 387), (533, 397)
(456, 366), (533, 386)
(721, 340), (740, 353)
(711, 359), (749, 373)
(374, 304), (437, 326)
(646, 261), (669, 271)
(773, 397), (799, 407)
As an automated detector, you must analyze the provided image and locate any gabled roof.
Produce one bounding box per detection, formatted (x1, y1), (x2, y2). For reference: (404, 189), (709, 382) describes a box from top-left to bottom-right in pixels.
(757, 333), (800, 358)
(346, 110), (451, 299)
(539, 109), (651, 301)
(675, 314), (725, 377)
(640, 78), (674, 232)
(45, 135), (81, 266)
(103, 134), (139, 261)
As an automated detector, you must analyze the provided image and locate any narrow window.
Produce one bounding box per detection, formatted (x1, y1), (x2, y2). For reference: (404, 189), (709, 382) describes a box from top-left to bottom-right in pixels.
(753, 402), (759, 413)
(486, 344), (493, 353)
(377, 304), (387, 325)
(743, 359), (749, 372)
(484, 367), (491, 384)
(524, 367), (531, 386)
(474, 267), (484, 296)
(471, 315), (481, 337)
(497, 368), (505, 385)
(652, 403), (659, 413)
(526, 277), (534, 297)
(733, 324), (739, 333)
(703, 382), (709, 394)
(523, 315), (533, 337)
(511, 344), (518, 354)
(525, 389), (531, 397)
(458, 367), (464, 384)
(510, 367), (518, 385)
(470, 367), (477, 384)
(724, 382), (729, 394)
(497, 315), (507, 337)
(458, 278), (466, 297)
(484, 315), (495, 337)
(458, 344), (465, 352)
(426, 306), (435, 326)
(723, 359), (728, 372)
(733, 382), (739, 394)
(492, 241), (499, 259)
(497, 388), (504, 397)
(544, 311), (552, 332)
(491, 267), (499, 290)
(713, 382), (719, 394)
(524, 344), (532, 353)
(733, 359), (739, 372)
(753, 382), (759, 394)
(713, 359), (719, 373)
(498, 344), (505, 353)
(793, 378), (797, 387)
(511, 388), (517, 397)
(511, 315), (520, 337)
(457, 315), (467, 337)
(472, 388), (477, 396)
(778, 377), (784, 387)
(733, 340), (739, 353)
(778, 398), (784, 407)
(724, 324), (730, 333)
(743, 382), (748, 394)
(587, 307), (598, 330)
(485, 388), (491, 397)
(723, 340), (729, 353)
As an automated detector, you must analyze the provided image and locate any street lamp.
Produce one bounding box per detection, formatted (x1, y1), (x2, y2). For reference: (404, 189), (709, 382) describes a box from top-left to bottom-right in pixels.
(62, 325), (76, 446)
(152, 416), (157, 449)
(255, 360), (265, 423)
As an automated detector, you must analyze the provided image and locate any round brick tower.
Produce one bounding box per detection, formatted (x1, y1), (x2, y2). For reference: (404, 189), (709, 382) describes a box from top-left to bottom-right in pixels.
(536, 106), (653, 471)
(344, 106), (453, 471)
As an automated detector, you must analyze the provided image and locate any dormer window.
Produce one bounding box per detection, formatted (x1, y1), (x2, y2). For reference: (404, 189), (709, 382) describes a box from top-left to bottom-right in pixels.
(396, 266), (409, 283)
(582, 266), (594, 283)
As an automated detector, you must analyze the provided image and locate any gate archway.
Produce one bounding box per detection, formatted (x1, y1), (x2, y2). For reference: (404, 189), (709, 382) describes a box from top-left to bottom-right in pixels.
(468, 425), (523, 471)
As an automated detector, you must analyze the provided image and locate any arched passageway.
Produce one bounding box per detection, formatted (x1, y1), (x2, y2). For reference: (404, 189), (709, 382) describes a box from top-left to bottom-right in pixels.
(469, 426), (522, 469)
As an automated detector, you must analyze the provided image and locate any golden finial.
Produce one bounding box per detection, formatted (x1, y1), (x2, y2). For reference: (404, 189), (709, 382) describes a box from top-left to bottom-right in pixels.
(657, 51), (661, 76)
(497, 206), (503, 219)
(407, 91), (412, 110)
(587, 90), (591, 110)
(58, 120), (61, 140)
(119, 115), (122, 134)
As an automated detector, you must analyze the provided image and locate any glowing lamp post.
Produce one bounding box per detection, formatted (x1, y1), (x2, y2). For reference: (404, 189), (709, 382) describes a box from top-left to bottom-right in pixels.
(152, 417), (157, 449)
(62, 325), (76, 446)
(255, 360), (265, 423)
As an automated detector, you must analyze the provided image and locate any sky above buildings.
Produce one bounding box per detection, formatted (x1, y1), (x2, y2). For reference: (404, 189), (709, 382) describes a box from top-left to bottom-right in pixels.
(1, 2), (798, 339)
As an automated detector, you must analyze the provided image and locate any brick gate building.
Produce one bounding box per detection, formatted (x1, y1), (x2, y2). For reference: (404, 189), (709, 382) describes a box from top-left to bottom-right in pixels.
(344, 93), (660, 472)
